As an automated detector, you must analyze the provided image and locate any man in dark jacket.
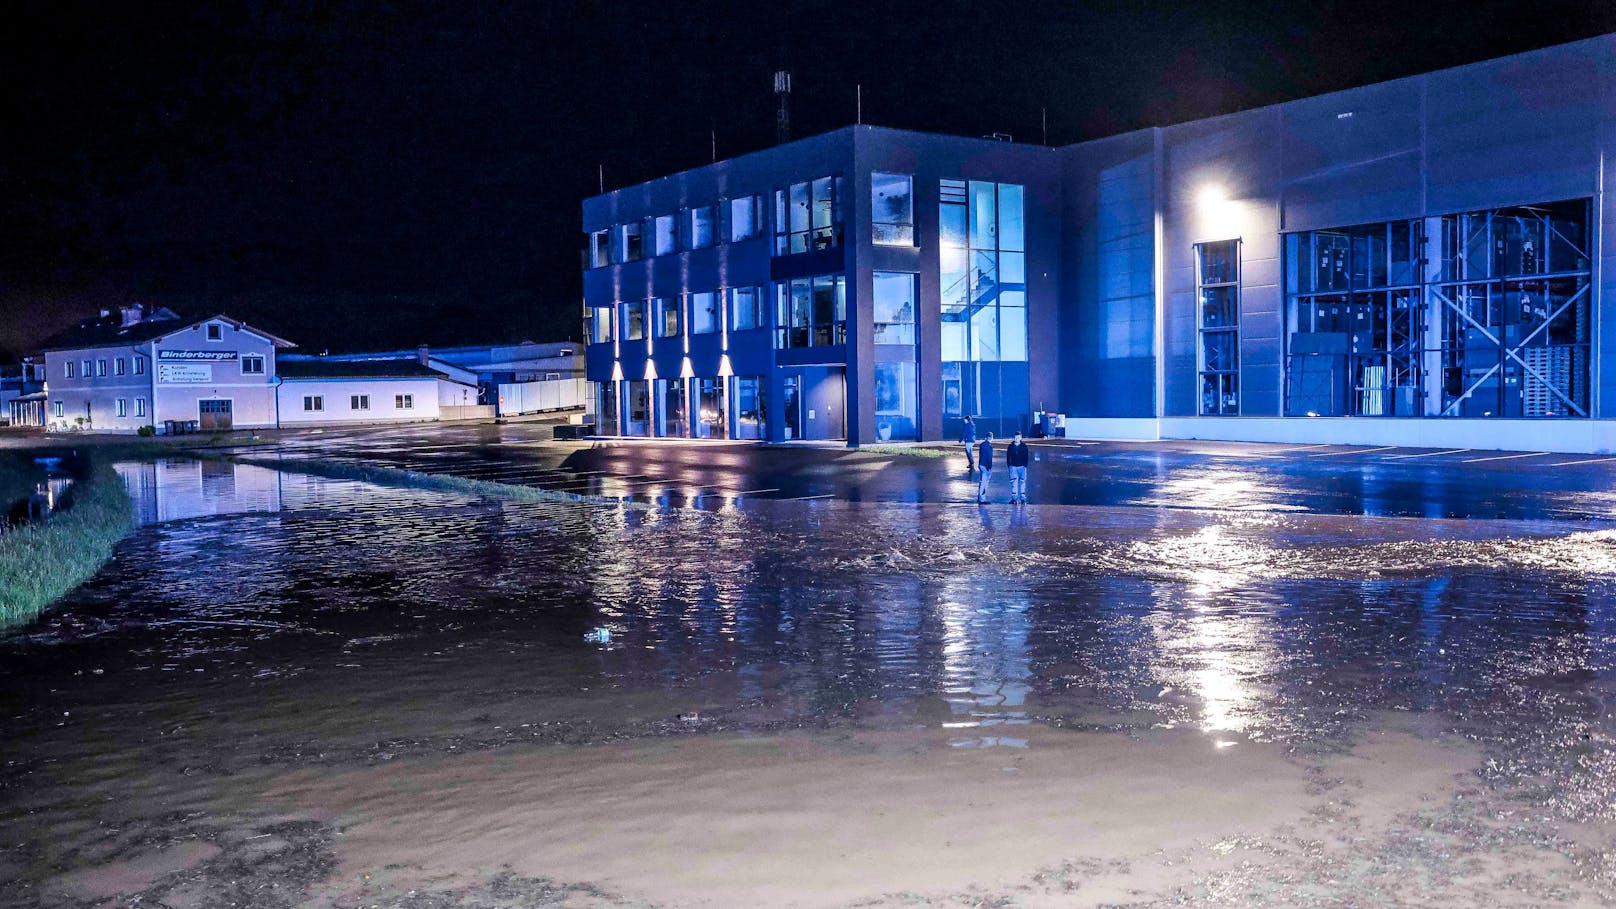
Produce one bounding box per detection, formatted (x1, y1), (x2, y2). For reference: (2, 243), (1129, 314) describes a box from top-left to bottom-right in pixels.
(960, 415), (977, 471)
(976, 432), (994, 503)
(1006, 431), (1030, 504)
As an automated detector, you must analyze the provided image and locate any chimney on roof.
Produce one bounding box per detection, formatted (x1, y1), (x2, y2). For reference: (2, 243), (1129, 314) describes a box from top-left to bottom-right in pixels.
(119, 303), (144, 327)
(417, 344), (430, 366)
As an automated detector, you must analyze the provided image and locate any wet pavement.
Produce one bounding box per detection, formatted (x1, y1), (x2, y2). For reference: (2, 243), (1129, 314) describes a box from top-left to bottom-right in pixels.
(2, 441), (1616, 905)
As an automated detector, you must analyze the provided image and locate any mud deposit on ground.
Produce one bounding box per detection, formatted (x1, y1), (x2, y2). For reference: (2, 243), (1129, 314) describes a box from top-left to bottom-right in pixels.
(3, 461), (1616, 906)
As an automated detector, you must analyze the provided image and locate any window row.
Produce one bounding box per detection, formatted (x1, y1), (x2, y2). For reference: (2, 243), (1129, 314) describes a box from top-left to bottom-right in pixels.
(49, 398), (148, 419)
(601, 376), (767, 440)
(590, 275), (846, 350)
(301, 394), (416, 413)
(63, 355), (150, 379)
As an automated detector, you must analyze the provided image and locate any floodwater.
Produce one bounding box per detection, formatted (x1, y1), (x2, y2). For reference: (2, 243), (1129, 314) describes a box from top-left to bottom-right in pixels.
(3, 457), (1616, 906)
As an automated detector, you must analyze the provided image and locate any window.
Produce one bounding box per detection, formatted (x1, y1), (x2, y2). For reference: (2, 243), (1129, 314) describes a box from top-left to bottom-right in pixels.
(81, 359), (91, 377)
(684, 205), (717, 250)
(351, 395), (370, 410)
(589, 229), (610, 268)
(133, 356), (145, 375)
(652, 214), (677, 256)
(589, 305), (614, 344)
(395, 394), (413, 409)
(654, 296), (681, 338)
(97, 359), (107, 377)
(622, 300), (647, 341)
(593, 380), (618, 433)
(52, 402), (64, 418)
(206, 323), (223, 341)
(728, 195), (763, 241)
(695, 377), (726, 438)
(115, 398), (127, 417)
(939, 179), (1028, 434)
(304, 395), (324, 412)
(872, 173), (915, 246)
(729, 286), (764, 331)
(614, 222), (643, 263)
(625, 380), (651, 436)
(732, 376), (766, 439)
(774, 176), (843, 255)
(689, 292), (720, 334)
(114, 358), (125, 376)
(655, 378), (687, 437)
(64, 361), (75, 379)
(241, 355), (265, 375)
(872, 272), (917, 345)
(135, 398), (146, 417)
(1285, 200), (1592, 419)
(774, 275), (846, 348)
(1197, 240), (1241, 416)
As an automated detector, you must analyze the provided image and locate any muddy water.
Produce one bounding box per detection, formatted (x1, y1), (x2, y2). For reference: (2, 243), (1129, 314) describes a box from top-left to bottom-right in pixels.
(3, 459), (1616, 906)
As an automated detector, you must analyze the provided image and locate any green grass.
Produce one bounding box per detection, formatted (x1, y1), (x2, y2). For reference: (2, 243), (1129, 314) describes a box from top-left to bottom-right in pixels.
(855, 444), (958, 459)
(227, 454), (652, 510)
(0, 457), (136, 628)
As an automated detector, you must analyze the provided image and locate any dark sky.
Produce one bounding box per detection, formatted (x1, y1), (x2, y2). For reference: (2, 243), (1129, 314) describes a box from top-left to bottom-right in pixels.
(3, 0), (1614, 360)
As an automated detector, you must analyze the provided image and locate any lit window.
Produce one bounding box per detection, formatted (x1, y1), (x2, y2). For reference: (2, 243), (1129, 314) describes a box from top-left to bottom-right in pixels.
(652, 214), (677, 256)
(684, 205), (717, 250)
(351, 394), (370, 410)
(206, 323), (223, 341)
(303, 395), (323, 412)
(654, 297), (681, 338)
(728, 195), (762, 241)
(241, 355), (265, 375)
(871, 173), (914, 246)
(395, 394), (413, 409)
(690, 292), (719, 334)
(872, 272), (917, 345)
(588, 229), (610, 268)
(774, 274), (846, 349)
(1197, 240), (1241, 416)
(774, 177), (843, 255)
(732, 376), (766, 440)
(589, 305), (614, 344)
(729, 286), (764, 331)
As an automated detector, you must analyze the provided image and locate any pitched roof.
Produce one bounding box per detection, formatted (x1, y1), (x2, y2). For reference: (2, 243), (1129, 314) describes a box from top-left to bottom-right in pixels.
(37, 310), (295, 353)
(275, 358), (469, 383)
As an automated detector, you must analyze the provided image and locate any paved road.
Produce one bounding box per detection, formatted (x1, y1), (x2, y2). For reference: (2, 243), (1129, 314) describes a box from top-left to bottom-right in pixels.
(191, 422), (1616, 524)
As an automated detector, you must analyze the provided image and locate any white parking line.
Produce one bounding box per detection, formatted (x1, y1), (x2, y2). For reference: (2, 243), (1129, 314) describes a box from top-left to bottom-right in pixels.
(1548, 455), (1616, 467)
(1460, 451), (1549, 464)
(1382, 448), (1470, 460)
(1308, 446), (1398, 457)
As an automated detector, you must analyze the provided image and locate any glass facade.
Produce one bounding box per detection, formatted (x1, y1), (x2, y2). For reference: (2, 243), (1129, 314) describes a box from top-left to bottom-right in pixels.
(873, 271), (918, 441)
(695, 378), (726, 438)
(775, 275), (846, 349)
(775, 177), (843, 255)
(940, 179), (1028, 436)
(656, 378), (687, 437)
(1285, 199), (1591, 418)
(871, 173), (914, 246)
(1196, 240), (1240, 415)
(732, 376), (766, 439)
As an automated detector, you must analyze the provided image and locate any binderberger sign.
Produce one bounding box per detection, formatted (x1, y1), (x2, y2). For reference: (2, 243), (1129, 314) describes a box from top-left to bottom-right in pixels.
(158, 350), (239, 361)
(157, 350), (237, 384)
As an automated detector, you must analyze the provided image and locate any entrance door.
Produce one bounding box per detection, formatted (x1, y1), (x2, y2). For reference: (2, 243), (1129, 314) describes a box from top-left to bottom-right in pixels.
(198, 399), (233, 431)
(787, 366), (846, 441)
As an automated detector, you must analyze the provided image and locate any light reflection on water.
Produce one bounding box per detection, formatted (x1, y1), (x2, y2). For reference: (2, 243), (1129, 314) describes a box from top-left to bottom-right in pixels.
(9, 460), (1616, 820)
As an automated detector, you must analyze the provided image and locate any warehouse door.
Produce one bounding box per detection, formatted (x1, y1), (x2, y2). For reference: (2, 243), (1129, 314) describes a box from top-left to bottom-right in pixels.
(198, 399), (233, 431)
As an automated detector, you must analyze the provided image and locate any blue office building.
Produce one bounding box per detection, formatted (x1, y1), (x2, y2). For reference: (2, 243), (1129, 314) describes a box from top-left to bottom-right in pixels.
(585, 34), (1616, 452)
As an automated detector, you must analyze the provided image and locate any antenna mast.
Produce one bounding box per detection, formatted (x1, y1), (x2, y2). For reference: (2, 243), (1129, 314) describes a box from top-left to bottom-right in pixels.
(774, 70), (792, 144)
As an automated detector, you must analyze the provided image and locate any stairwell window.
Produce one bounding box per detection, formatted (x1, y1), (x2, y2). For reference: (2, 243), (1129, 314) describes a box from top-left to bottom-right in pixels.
(1196, 239), (1241, 415)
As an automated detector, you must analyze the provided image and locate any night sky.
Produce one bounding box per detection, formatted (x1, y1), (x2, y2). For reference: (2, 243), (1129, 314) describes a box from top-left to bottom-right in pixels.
(4, 0), (1614, 360)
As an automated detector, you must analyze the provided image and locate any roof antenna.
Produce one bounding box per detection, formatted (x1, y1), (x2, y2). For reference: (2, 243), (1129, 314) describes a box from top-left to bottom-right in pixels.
(774, 70), (792, 144)
(597, 164), (604, 194)
(711, 128), (717, 162)
(1041, 107), (1048, 145)
(856, 84), (862, 125)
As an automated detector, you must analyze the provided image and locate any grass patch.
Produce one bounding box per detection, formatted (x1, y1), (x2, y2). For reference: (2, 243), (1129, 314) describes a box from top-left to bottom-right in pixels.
(227, 454), (651, 510)
(856, 444), (958, 459)
(0, 457), (136, 628)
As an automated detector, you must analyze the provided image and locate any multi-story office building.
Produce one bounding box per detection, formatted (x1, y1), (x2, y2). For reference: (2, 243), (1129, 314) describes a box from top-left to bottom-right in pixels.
(587, 34), (1616, 451)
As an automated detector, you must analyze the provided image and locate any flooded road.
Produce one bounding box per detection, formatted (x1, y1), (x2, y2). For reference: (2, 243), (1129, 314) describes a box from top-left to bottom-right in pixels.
(4, 458), (1616, 906)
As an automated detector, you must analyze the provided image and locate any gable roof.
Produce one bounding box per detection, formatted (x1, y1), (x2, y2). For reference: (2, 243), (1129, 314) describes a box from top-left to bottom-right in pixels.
(275, 358), (472, 384)
(38, 310), (296, 353)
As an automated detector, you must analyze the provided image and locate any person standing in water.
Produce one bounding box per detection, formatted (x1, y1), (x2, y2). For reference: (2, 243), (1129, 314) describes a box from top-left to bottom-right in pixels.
(1006, 430), (1030, 504)
(960, 415), (977, 471)
(976, 431), (995, 503)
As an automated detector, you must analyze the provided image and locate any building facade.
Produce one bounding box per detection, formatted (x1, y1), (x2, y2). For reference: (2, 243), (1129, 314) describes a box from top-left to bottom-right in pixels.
(586, 34), (1616, 452)
(274, 359), (477, 427)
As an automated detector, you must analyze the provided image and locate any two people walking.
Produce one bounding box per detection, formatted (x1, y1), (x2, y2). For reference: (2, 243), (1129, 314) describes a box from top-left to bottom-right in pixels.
(962, 415), (1030, 505)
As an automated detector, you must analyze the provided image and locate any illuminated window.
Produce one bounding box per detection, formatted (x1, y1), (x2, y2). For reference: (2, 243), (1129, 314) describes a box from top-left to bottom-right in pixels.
(1197, 240), (1240, 416)
(871, 173), (914, 246)
(729, 286), (764, 331)
(684, 205), (717, 250)
(654, 297), (680, 338)
(690, 292), (719, 334)
(728, 195), (762, 241)
(651, 215), (677, 256)
(774, 177), (843, 255)
(774, 275), (845, 348)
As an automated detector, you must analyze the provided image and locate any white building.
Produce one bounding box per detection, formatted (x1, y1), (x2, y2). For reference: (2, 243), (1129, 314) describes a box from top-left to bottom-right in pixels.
(40, 307), (292, 432)
(274, 358), (477, 426)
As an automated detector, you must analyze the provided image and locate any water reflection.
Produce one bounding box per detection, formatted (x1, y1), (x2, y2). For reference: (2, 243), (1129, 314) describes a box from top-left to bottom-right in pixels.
(8, 460), (1616, 820)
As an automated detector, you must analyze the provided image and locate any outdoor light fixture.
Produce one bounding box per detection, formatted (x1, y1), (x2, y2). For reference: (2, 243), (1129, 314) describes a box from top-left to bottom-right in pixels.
(610, 361), (624, 382)
(717, 354), (734, 378)
(679, 357), (694, 379)
(1197, 184), (1228, 208)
